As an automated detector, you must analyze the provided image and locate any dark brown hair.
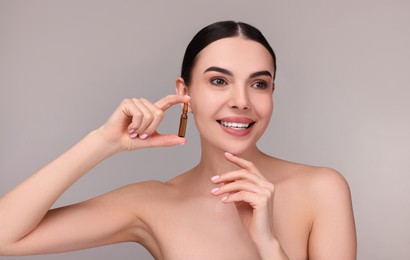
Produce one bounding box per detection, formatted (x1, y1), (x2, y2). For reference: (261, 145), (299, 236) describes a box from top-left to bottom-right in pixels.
(181, 21), (277, 86)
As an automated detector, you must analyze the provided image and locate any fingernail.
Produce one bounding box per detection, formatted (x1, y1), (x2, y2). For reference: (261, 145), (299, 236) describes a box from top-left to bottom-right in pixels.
(128, 128), (135, 133)
(221, 196), (228, 202)
(211, 175), (220, 182)
(211, 187), (219, 194)
(130, 133), (138, 139)
(139, 133), (148, 140)
(225, 152), (233, 157)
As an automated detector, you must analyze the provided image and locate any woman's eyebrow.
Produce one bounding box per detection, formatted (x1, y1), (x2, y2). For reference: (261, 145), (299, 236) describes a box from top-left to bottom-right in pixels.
(204, 66), (233, 76)
(249, 70), (272, 78)
(204, 66), (272, 79)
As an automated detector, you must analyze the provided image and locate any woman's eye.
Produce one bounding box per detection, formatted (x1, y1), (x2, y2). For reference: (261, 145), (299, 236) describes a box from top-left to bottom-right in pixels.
(210, 78), (227, 86)
(252, 81), (269, 89)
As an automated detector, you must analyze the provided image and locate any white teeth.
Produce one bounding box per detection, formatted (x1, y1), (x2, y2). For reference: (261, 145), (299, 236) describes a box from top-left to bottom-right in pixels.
(220, 121), (250, 129)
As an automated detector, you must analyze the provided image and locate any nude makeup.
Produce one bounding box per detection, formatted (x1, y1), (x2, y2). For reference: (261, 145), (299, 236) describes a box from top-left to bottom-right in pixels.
(178, 103), (188, 137)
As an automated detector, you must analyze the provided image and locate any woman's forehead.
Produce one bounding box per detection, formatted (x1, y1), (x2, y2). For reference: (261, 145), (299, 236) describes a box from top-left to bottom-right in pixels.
(194, 37), (275, 74)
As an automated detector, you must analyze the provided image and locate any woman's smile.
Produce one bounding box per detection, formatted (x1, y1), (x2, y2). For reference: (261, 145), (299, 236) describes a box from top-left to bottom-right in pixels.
(216, 117), (256, 137)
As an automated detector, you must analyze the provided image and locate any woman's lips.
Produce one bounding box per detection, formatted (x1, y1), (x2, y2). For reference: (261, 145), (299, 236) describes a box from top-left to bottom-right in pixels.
(216, 117), (256, 136)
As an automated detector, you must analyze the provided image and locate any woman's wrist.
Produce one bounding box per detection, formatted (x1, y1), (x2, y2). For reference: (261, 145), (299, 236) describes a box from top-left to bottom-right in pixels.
(90, 127), (125, 156)
(255, 237), (289, 260)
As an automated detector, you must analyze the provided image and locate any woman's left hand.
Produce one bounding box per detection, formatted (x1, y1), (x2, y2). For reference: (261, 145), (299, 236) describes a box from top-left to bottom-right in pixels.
(211, 152), (275, 243)
(211, 152), (289, 259)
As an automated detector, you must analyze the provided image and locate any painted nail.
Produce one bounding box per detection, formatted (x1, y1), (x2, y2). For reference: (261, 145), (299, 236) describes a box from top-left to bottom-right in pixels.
(225, 152), (234, 157)
(211, 175), (220, 182)
(128, 128), (135, 133)
(221, 196), (228, 202)
(211, 187), (219, 194)
(139, 133), (148, 140)
(130, 133), (138, 139)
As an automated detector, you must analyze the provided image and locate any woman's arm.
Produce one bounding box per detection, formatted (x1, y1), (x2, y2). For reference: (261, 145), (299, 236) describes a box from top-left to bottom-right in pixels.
(0, 130), (117, 255)
(308, 168), (357, 260)
(0, 95), (190, 255)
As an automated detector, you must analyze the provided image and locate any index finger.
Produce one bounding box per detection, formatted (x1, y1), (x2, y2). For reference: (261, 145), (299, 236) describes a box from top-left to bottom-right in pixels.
(155, 94), (191, 111)
(224, 152), (262, 176)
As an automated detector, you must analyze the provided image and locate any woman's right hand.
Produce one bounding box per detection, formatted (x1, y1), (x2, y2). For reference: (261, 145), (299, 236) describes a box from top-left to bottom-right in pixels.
(0, 94), (191, 256)
(96, 94), (191, 152)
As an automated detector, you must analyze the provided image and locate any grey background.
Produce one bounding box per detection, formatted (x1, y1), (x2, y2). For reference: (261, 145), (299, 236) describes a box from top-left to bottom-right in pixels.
(1, 0), (409, 259)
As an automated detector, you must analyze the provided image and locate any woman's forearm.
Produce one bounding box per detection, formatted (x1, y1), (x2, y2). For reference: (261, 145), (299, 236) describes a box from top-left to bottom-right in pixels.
(0, 129), (117, 245)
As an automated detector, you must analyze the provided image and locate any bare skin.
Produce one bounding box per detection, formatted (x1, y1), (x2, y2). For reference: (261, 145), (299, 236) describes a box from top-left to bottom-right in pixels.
(0, 37), (356, 259)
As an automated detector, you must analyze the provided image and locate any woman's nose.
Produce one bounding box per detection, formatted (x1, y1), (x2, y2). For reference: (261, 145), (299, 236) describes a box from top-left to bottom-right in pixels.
(228, 86), (249, 110)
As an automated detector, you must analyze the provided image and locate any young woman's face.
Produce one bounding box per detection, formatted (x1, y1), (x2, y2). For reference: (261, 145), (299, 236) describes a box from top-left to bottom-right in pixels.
(187, 37), (275, 155)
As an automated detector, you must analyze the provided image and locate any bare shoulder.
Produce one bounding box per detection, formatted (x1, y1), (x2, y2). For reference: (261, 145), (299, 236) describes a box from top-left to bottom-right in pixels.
(263, 156), (353, 218)
(265, 157), (356, 257)
(265, 159), (357, 258)
(293, 163), (352, 206)
(307, 167), (351, 197)
(291, 162), (350, 194)
(301, 165), (354, 220)
(114, 180), (176, 205)
(264, 156), (351, 196)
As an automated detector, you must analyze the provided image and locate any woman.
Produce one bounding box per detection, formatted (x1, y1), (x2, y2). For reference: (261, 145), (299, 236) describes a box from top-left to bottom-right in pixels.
(0, 21), (356, 259)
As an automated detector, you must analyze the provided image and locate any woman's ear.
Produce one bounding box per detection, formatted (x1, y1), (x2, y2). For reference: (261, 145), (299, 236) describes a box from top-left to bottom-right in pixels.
(175, 77), (188, 95)
(175, 77), (192, 112)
